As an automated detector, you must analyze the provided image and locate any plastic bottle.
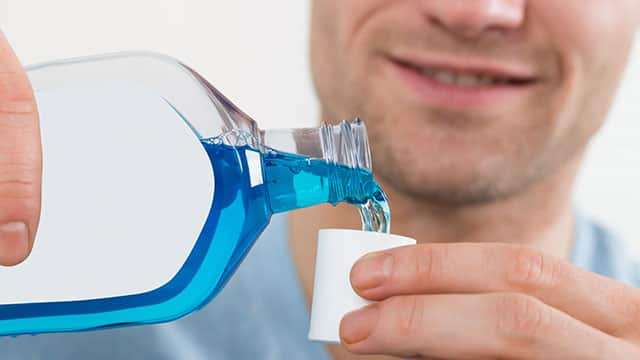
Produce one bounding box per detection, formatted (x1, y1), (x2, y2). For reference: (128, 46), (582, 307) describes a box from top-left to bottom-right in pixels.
(0, 53), (389, 336)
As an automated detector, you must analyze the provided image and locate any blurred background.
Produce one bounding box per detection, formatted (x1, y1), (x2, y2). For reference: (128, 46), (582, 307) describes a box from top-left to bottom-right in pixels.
(2, 0), (640, 249)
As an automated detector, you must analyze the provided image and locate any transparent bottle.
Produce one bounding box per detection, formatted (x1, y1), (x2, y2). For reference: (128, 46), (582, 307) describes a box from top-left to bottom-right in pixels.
(0, 52), (389, 336)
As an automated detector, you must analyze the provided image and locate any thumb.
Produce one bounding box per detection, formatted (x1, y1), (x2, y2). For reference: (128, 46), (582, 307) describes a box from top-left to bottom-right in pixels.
(0, 31), (42, 266)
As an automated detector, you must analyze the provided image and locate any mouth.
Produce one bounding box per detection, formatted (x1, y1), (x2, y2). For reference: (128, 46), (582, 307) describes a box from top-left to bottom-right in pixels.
(405, 62), (534, 87)
(386, 54), (539, 109)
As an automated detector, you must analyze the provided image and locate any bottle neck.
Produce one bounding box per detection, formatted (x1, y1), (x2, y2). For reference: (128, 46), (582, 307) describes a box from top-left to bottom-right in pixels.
(259, 119), (372, 172)
(260, 119), (375, 213)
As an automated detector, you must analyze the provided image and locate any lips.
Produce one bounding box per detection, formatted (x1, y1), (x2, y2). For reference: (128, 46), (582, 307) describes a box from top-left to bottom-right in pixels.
(385, 53), (538, 109)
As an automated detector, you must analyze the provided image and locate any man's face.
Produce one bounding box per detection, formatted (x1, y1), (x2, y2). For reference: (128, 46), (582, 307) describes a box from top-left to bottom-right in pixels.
(310, 0), (640, 204)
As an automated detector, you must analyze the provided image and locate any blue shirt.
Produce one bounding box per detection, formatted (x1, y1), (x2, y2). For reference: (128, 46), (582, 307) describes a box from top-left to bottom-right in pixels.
(2, 213), (639, 359)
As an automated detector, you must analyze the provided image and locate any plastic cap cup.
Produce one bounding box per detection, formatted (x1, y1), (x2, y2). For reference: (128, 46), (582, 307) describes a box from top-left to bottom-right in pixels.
(308, 229), (416, 343)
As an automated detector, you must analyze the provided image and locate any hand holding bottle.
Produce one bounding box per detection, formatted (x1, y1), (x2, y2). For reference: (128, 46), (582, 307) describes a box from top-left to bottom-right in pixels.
(0, 31), (42, 266)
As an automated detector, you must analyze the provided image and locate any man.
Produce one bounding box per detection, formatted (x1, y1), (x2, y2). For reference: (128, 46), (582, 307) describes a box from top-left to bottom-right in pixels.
(2, 0), (640, 358)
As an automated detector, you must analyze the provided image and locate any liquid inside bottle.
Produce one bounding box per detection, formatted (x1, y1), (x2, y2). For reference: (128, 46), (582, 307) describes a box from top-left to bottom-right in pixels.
(198, 131), (390, 302)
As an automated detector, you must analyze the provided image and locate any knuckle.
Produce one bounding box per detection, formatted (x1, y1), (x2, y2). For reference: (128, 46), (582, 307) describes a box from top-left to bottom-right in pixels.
(507, 246), (561, 290)
(495, 293), (551, 343)
(387, 296), (425, 338)
(0, 164), (40, 212)
(0, 98), (38, 116)
(0, 179), (38, 199)
(413, 245), (443, 286)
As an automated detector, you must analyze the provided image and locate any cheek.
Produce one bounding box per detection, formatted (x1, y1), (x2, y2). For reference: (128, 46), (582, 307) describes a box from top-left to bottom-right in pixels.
(534, 0), (635, 81)
(535, 0), (629, 45)
(311, 0), (395, 121)
(340, 0), (394, 43)
(310, 0), (348, 120)
(340, 1), (405, 111)
(533, 0), (636, 142)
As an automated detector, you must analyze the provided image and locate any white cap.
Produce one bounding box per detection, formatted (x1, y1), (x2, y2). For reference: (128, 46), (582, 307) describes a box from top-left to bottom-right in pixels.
(308, 229), (416, 343)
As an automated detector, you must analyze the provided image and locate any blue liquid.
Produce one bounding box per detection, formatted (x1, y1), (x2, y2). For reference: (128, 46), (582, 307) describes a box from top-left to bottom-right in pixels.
(200, 138), (390, 298)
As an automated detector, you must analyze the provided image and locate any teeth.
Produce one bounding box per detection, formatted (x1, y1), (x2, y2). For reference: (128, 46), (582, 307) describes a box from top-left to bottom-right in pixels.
(432, 70), (456, 85)
(457, 74), (479, 87)
(419, 67), (505, 87)
(478, 75), (494, 86)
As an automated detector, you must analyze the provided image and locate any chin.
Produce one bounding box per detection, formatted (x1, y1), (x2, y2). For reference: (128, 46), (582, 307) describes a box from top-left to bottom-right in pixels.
(374, 140), (540, 206)
(381, 169), (523, 206)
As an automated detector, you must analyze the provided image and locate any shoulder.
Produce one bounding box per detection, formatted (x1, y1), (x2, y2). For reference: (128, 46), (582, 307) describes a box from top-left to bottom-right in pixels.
(571, 213), (640, 287)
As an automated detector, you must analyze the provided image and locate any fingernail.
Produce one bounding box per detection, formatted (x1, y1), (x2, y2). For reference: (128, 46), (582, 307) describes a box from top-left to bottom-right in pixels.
(351, 252), (393, 291)
(0, 222), (29, 265)
(340, 304), (379, 345)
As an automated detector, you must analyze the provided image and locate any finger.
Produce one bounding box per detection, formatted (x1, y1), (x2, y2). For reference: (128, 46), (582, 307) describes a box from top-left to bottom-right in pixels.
(340, 293), (638, 359)
(350, 243), (640, 340)
(0, 31), (42, 265)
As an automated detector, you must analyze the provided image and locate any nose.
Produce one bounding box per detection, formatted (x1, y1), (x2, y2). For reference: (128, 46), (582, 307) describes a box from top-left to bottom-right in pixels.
(420, 0), (526, 38)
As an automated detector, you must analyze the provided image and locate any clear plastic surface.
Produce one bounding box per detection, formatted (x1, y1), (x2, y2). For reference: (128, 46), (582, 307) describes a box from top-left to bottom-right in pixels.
(0, 52), (387, 336)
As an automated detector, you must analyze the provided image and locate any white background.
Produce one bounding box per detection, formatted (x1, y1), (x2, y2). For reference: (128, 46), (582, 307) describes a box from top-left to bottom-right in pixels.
(2, 1), (640, 248)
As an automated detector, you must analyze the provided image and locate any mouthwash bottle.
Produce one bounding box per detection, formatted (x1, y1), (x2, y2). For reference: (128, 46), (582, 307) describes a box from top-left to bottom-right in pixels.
(0, 52), (390, 336)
